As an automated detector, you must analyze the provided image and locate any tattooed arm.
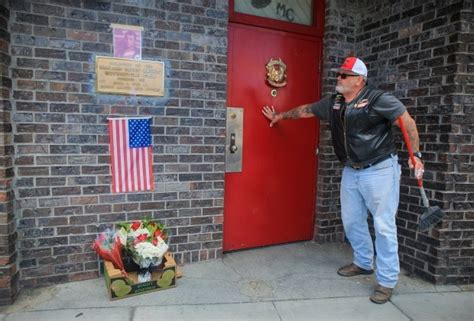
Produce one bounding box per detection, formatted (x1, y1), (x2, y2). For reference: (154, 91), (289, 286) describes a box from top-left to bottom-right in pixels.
(393, 111), (420, 152)
(393, 111), (424, 177)
(262, 104), (314, 127)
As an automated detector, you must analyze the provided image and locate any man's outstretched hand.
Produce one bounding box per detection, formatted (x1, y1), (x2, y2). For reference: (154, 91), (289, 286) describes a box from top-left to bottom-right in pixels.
(262, 105), (282, 127)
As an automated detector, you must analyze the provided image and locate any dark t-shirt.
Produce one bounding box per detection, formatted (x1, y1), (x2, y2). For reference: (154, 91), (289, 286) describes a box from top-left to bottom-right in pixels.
(310, 95), (332, 121)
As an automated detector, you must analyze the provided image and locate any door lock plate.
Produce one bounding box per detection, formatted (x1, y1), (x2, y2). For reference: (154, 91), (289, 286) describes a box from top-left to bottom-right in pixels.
(225, 107), (243, 172)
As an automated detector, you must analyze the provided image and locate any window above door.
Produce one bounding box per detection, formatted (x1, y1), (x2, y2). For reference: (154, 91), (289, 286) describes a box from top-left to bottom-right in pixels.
(235, 0), (313, 26)
(229, 0), (324, 37)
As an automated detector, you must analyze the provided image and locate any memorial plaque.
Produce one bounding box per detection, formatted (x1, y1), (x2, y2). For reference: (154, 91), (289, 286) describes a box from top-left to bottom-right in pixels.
(96, 56), (165, 96)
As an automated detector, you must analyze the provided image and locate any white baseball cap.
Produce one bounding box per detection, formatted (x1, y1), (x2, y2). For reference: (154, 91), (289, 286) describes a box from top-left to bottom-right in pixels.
(331, 57), (368, 77)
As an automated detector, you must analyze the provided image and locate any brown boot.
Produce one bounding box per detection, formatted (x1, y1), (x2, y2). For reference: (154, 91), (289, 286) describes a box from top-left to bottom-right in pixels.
(370, 284), (393, 304)
(337, 263), (374, 277)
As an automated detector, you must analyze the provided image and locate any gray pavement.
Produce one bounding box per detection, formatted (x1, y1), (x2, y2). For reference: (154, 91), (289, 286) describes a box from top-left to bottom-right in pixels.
(1, 242), (472, 320)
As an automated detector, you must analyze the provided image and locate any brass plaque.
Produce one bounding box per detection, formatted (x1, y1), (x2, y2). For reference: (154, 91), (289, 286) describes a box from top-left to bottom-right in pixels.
(96, 56), (164, 96)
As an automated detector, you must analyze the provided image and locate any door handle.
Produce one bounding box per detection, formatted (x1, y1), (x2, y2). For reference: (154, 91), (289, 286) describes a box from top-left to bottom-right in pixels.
(229, 133), (238, 153)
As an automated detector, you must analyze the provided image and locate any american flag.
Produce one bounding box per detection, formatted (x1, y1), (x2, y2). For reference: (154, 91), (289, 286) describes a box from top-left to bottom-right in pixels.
(108, 117), (154, 193)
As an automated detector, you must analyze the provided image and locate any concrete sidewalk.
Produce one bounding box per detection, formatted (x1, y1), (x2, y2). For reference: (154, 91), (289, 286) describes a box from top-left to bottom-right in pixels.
(1, 242), (472, 321)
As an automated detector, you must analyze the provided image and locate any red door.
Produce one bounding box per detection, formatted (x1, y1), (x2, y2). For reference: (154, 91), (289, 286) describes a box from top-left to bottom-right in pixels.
(224, 22), (322, 251)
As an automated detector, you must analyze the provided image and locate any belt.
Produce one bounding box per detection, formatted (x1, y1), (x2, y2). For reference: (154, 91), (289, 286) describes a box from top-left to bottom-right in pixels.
(349, 154), (394, 170)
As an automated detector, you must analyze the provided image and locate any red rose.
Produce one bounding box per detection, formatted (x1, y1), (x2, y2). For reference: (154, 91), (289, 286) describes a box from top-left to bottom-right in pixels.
(152, 238), (158, 246)
(133, 233), (148, 246)
(153, 230), (162, 238)
(137, 234), (148, 242)
(131, 221), (141, 231)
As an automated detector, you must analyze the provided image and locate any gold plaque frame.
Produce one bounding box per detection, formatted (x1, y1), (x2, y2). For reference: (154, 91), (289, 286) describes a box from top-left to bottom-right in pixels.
(96, 56), (165, 96)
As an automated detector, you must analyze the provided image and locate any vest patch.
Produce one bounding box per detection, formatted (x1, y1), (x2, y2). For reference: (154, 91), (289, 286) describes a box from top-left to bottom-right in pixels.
(354, 99), (368, 108)
(333, 94), (344, 110)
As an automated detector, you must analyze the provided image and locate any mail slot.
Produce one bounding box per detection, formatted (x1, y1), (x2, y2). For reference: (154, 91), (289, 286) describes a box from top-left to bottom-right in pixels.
(225, 107), (243, 173)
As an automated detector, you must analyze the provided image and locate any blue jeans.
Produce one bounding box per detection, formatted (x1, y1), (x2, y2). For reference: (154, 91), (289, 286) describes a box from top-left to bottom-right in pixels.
(341, 155), (401, 288)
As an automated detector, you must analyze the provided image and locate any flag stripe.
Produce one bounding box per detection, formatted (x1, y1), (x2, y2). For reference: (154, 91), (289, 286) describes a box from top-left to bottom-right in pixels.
(131, 146), (137, 191)
(135, 148), (141, 191)
(119, 120), (127, 192)
(138, 148), (144, 191)
(109, 119), (118, 193)
(125, 121), (132, 192)
(108, 118), (154, 193)
(140, 149), (145, 190)
(147, 146), (153, 190)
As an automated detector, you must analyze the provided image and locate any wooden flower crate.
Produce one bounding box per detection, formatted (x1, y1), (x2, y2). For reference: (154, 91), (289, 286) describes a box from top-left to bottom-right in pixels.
(104, 251), (177, 300)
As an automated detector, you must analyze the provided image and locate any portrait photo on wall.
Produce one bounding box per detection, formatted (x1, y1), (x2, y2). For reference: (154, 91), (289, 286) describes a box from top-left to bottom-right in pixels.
(113, 26), (142, 60)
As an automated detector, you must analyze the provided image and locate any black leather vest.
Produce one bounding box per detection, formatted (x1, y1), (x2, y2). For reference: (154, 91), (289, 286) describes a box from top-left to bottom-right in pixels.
(328, 87), (396, 167)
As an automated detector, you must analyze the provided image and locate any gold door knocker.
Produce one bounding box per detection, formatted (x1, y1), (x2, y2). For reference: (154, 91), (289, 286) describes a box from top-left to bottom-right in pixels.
(266, 58), (287, 97)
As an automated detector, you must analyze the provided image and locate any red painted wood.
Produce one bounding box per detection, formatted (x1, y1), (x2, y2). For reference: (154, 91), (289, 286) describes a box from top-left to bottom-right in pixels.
(229, 0), (325, 37)
(224, 23), (321, 251)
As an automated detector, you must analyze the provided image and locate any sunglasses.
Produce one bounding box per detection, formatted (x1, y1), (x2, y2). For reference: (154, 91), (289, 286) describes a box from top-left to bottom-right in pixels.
(336, 73), (360, 79)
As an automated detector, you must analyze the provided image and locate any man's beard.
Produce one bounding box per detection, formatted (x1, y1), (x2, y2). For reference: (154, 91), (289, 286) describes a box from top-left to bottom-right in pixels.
(335, 84), (349, 94)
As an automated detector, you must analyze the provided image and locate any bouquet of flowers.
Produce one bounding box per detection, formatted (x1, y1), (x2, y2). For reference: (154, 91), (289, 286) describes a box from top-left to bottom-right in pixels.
(116, 219), (169, 282)
(91, 229), (128, 278)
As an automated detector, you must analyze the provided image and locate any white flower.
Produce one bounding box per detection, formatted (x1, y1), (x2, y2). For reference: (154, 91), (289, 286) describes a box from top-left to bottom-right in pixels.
(134, 236), (169, 260)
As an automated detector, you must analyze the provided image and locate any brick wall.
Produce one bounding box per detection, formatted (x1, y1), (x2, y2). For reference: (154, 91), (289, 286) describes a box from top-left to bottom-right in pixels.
(0, 0), (17, 305)
(356, 0), (473, 284)
(9, 0), (228, 289)
(314, 0), (357, 243)
(318, 0), (473, 284)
